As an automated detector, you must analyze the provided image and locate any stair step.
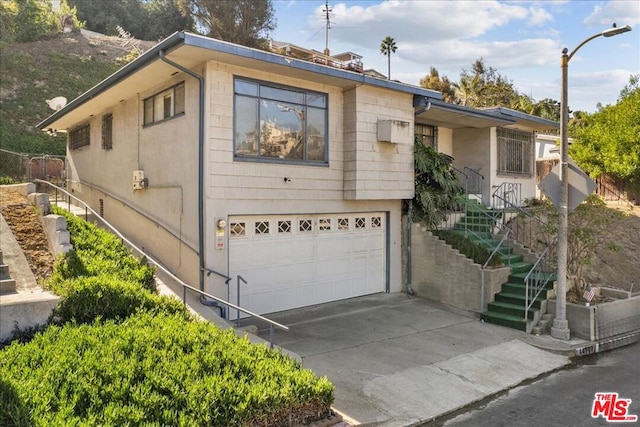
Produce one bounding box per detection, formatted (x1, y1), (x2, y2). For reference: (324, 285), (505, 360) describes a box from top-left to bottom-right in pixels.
(502, 282), (554, 297)
(499, 253), (523, 264)
(1, 264), (12, 280)
(454, 222), (491, 232)
(507, 262), (534, 275)
(481, 311), (528, 331)
(0, 278), (17, 295)
(488, 301), (537, 320)
(509, 271), (556, 283)
(495, 292), (545, 309)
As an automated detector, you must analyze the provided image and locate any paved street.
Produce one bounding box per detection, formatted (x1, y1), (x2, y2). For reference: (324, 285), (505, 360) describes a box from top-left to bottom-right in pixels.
(435, 342), (640, 427)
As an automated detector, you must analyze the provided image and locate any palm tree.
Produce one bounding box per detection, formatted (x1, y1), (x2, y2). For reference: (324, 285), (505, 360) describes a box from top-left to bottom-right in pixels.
(453, 75), (482, 106)
(380, 36), (397, 79)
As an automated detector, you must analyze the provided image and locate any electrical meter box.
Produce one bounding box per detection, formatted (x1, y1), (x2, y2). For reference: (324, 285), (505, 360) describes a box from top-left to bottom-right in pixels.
(133, 170), (146, 190)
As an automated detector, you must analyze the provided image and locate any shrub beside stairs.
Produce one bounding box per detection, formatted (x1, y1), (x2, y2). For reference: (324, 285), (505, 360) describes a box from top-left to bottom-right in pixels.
(452, 201), (556, 333)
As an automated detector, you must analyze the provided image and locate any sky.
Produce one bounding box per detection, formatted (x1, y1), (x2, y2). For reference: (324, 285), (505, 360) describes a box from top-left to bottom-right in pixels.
(272, 0), (640, 113)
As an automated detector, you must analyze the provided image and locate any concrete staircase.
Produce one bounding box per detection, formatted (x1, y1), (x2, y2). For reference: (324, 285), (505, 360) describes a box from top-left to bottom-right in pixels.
(481, 270), (555, 333)
(0, 250), (17, 295)
(448, 200), (556, 334)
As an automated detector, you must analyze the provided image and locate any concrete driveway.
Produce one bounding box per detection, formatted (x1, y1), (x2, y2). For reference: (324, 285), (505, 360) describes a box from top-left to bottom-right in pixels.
(246, 293), (570, 426)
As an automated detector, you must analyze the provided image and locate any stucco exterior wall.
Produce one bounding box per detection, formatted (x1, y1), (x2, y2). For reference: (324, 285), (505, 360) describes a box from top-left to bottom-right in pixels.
(452, 127), (491, 202)
(438, 127), (453, 157)
(64, 72), (201, 285)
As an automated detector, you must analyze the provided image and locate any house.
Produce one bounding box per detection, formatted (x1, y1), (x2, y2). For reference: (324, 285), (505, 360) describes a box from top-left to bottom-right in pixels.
(37, 31), (557, 319)
(37, 32), (438, 318)
(414, 101), (558, 206)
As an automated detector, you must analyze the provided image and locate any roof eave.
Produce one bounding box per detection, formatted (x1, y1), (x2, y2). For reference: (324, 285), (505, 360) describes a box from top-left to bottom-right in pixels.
(37, 32), (186, 131)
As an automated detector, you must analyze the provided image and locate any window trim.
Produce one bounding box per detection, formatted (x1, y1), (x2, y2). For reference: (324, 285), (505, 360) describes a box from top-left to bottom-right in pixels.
(415, 123), (437, 150)
(69, 123), (90, 150)
(233, 76), (329, 166)
(142, 81), (185, 127)
(496, 127), (534, 177)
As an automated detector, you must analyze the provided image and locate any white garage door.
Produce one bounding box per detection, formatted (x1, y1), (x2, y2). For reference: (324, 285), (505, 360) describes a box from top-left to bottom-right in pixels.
(228, 213), (386, 317)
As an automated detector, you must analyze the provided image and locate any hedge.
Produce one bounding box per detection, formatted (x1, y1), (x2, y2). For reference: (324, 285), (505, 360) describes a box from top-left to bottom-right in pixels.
(49, 206), (155, 292)
(0, 312), (334, 426)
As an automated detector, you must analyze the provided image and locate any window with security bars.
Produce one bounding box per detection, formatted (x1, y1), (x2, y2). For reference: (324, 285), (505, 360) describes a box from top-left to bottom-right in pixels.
(497, 127), (533, 177)
(102, 113), (113, 150)
(415, 123), (437, 149)
(70, 124), (90, 150)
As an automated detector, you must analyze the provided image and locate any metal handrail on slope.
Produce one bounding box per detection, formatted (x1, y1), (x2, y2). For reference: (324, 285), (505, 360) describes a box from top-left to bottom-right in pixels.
(480, 229), (512, 311)
(491, 182), (522, 210)
(35, 179), (289, 347)
(463, 167), (485, 204)
(524, 246), (555, 320)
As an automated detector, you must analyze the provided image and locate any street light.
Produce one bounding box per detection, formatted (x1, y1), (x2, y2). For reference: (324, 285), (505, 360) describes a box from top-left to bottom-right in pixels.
(551, 24), (632, 341)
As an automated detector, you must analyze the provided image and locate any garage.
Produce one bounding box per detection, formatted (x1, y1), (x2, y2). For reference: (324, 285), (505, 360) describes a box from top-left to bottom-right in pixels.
(228, 213), (386, 317)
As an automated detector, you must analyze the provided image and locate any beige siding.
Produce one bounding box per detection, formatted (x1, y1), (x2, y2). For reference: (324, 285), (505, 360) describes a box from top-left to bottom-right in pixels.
(343, 85), (415, 200)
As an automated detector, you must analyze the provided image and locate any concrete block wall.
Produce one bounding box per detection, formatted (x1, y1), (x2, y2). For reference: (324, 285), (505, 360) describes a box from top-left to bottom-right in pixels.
(27, 192), (51, 215)
(548, 295), (640, 341)
(409, 223), (511, 312)
(1, 182), (35, 195)
(41, 214), (72, 256)
(0, 292), (60, 342)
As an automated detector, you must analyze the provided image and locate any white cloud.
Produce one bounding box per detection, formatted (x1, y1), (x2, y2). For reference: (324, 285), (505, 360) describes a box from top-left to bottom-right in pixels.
(309, 0), (532, 49)
(527, 7), (553, 26)
(583, 1), (640, 27)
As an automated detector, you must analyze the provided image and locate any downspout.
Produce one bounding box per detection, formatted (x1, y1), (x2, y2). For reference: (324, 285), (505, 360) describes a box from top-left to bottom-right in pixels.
(406, 200), (415, 296)
(159, 50), (225, 318)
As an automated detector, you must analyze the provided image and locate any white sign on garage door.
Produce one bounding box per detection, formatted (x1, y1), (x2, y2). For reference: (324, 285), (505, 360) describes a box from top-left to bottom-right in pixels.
(228, 213), (386, 317)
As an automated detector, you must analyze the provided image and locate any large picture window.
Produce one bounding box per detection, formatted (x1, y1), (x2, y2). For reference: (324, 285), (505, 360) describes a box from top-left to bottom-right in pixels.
(143, 82), (185, 126)
(69, 124), (90, 150)
(234, 78), (328, 164)
(497, 127), (533, 177)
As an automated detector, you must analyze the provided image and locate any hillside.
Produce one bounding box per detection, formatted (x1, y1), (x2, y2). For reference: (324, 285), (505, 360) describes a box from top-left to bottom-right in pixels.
(0, 31), (156, 155)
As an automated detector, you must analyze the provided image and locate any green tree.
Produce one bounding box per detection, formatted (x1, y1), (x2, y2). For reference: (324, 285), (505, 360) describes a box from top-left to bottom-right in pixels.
(570, 76), (640, 187)
(0, 0), (78, 44)
(457, 58), (519, 107)
(412, 137), (464, 228)
(453, 74), (483, 106)
(419, 67), (456, 102)
(68, 0), (191, 40)
(177, 0), (275, 49)
(380, 36), (397, 80)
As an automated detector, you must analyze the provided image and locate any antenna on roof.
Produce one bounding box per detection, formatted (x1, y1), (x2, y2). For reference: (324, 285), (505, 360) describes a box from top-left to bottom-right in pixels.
(46, 96), (67, 111)
(323, 0), (332, 55)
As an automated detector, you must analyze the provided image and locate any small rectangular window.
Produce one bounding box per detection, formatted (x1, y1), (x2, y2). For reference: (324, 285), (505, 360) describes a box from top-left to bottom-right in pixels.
(143, 82), (185, 126)
(102, 113), (113, 150)
(69, 124), (90, 150)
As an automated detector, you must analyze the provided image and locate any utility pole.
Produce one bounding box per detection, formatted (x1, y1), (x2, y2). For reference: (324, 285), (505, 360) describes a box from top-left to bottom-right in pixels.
(323, 0), (332, 56)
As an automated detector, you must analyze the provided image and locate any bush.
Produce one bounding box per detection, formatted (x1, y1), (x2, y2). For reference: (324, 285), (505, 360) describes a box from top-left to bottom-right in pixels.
(0, 312), (334, 426)
(53, 275), (188, 324)
(433, 230), (503, 267)
(49, 206), (156, 291)
(0, 176), (16, 185)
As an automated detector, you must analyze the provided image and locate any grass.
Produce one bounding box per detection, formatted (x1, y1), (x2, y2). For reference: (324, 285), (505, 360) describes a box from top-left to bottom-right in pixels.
(1, 39), (121, 155)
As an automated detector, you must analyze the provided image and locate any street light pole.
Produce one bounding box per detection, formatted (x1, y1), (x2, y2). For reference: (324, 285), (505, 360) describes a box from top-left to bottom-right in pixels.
(551, 24), (632, 341)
